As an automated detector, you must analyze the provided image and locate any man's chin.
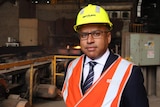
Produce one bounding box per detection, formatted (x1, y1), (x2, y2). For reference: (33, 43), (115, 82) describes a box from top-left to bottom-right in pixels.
(86, 54), (98, 60)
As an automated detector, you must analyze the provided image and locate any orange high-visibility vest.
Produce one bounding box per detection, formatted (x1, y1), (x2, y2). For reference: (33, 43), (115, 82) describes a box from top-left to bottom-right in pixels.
(62, 55), (133, 107)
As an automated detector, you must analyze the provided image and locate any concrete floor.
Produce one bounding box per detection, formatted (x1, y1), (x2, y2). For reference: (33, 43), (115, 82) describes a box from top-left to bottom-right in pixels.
(33, 100), (65, 107)
(32, 96), (160, 107)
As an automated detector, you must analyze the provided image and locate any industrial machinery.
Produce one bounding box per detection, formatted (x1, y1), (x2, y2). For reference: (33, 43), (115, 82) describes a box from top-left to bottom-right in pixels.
(0, 55), (58, 107)
(0, 46), (78, 107)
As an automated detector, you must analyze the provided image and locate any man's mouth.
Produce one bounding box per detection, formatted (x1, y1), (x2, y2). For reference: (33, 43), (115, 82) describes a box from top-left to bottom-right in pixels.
(86, 47), (96, 51)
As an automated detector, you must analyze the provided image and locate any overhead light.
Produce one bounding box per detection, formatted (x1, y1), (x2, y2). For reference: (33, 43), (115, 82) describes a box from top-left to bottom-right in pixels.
(32, 0), (50, 4)
(73, 45), (81, 49)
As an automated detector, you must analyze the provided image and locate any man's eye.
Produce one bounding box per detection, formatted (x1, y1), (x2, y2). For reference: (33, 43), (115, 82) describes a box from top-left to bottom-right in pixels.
(94, 32), (101, 36)
(81, 34), (88, 38)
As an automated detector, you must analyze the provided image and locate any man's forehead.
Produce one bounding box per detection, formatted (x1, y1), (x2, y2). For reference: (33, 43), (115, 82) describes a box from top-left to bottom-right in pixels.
(78, 24), (108, 31)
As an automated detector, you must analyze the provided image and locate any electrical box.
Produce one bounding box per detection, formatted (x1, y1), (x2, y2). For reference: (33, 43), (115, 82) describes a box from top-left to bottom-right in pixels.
(128, 33), (160, 66)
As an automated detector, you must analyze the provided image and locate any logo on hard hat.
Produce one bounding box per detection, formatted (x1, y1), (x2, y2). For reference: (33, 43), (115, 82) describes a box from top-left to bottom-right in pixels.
(83, 14), (96, 18)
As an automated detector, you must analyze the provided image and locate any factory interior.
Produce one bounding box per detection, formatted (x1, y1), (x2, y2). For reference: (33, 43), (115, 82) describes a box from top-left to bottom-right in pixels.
(0, 0), (160, 107)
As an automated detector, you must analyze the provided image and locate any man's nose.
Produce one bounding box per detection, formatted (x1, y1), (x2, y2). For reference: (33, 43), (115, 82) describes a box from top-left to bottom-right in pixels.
(87, 34), (95, 43)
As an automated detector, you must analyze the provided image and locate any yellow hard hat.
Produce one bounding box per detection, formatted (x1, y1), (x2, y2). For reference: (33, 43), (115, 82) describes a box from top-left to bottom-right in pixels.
(74, 4), (113, 32)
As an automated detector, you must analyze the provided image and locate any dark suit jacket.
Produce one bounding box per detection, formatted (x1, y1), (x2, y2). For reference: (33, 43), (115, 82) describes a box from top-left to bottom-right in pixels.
(103, 51), (149, 107)
(65, 51), (149, 107)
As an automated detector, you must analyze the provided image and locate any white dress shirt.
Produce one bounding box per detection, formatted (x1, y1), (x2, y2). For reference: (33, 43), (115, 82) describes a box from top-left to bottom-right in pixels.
(83, 49), (110, 84)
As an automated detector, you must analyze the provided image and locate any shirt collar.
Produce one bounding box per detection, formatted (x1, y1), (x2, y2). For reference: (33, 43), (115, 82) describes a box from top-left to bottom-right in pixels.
(85, 49), (110, 65)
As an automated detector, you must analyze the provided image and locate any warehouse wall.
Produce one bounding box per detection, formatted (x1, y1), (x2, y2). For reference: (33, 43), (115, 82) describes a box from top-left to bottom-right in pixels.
(36, 4), (79, 49)
(0, 2), (19, 47)
(36, 4), (78, 21)
(0, 1), (79, 48)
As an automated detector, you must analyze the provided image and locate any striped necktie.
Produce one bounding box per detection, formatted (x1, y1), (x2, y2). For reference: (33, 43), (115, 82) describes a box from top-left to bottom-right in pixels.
(82, 61), (97, 94)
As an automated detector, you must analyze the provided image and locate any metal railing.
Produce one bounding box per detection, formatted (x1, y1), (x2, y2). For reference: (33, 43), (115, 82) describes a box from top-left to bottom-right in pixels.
(0, 55), (79, 106)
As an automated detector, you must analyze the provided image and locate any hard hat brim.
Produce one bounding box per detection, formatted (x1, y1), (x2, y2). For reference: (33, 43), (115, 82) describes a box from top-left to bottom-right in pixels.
(73, 22), (113, 32)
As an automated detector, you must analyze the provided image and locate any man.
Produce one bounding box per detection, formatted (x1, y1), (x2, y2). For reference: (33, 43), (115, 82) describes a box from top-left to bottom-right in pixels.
(62, 4), (149, 107)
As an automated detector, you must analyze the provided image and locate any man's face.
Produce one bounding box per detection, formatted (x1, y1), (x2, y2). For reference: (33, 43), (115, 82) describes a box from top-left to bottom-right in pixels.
(78, 24), (111, 60)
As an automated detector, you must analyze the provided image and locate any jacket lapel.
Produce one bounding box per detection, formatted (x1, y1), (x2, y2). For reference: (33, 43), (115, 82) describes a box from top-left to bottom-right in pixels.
(102, 52), (119, 74)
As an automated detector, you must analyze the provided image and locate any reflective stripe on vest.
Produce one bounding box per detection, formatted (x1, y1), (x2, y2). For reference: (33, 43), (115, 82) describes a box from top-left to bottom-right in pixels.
(62, 55), (84, 103)
(62, 55), (133, 107)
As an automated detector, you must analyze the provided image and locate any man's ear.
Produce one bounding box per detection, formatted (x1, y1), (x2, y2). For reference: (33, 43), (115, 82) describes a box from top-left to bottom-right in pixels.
(107, 32), (111, 44)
